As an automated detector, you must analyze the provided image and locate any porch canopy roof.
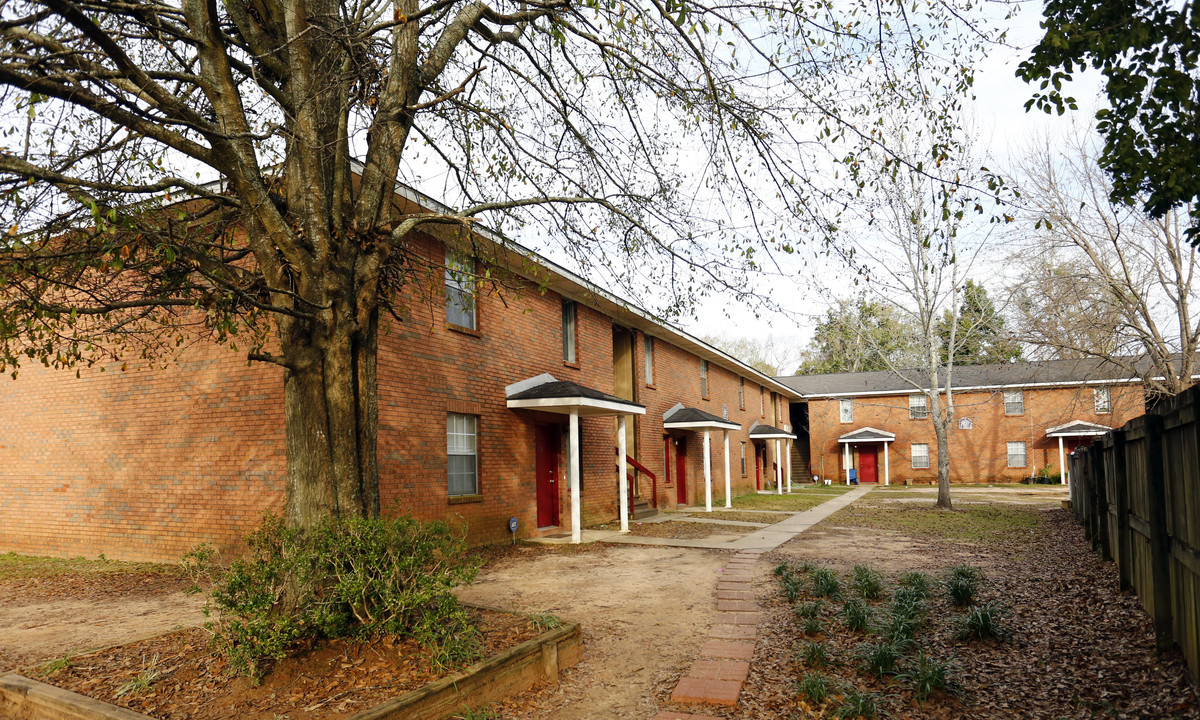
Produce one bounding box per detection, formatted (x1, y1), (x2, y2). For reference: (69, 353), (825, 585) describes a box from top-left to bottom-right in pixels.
(506, 373), (645, 417)
(662, 403), (740, 431)
(1046, 420), (1112, 438)
(838, 426), (896, 444)
(748, 421), (796, 440)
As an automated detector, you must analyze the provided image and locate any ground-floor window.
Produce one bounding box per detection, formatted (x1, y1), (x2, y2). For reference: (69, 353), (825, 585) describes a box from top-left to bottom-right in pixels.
(911, 443), (930, 469)
(1007, 441), (1027, 468)
(447, 413), (478, 495)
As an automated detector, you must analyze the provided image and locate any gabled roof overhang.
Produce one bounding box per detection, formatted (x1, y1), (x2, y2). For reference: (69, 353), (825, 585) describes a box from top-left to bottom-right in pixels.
(1046, 420), (1112, 438)
(662, 402), (741, 430)
(505, 373), (646, 417)
(748, 421), (796, 440)
(838, 426), (896, 443)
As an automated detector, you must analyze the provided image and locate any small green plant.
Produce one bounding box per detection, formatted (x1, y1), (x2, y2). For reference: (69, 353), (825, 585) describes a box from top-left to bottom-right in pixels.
(948, 565), (984, 584)
(897, 571), (932, 598)
(833, 685), (885, 719)
(774, 561), (792, 577)
(881, 610), (922, 646)
(36, 655), (71, 677)
(115, 654), (162, 698)
(857, 640), (903, 676)
(529, 612), (563, 632)
(890, 587), (925, 624)
(944, 575), (976, 606)
(896, 651), (962, 704)
(796, 672), (830, 704)
(850, 565), (884, 600)
(957, 602), (1011, 641)
(810, 568), (841, 597)
(802, 615), (824, 637)
(452, 704), (499, 720)
(795, 560), (817, 575)
(781, 573), (804, 603)
(798, 641), (831, 669)
(795, 600), (823, 619)
(841, 598), (872, 633)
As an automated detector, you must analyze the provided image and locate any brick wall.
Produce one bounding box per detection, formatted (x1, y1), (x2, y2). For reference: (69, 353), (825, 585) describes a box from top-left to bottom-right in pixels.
(0, 229), (800, 560)
(807, 383), (1145, 484)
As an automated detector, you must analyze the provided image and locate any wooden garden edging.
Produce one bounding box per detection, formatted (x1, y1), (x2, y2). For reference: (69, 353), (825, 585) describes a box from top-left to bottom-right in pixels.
(0, 616), (581, 720)
(1069, 383), (1200, 684)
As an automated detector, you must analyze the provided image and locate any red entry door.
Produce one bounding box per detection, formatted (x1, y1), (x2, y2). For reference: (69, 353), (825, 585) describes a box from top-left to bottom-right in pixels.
(859, 446), (878, 484)
(675, 437), (688, 505)
(754, 445), (762, 490)
(536, 425), (560, 527)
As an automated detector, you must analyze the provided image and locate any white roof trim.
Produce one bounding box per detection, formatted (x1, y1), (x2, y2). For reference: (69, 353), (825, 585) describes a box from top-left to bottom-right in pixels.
(506, 396), (646, 416)
(838, 426), (897, 443)
(1046, 420), (1113, 437)
(663, 419), (742, 431)
(505, 373), (557, 397)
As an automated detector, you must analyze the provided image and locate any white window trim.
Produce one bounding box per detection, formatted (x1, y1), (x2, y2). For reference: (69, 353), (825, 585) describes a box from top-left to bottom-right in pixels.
(561, 300), (576, 364)
(447, 413), (479, 496)
(839, 399), (853, 424)
(1007, 441), (1027, 469)
(700, 360), (709, 398)
(909, 393), (928, 420)
(644, 336), (655, 385)
(1094, 387), (1112, 414)
(911, 443), (930, 469)
(445, 251), (477, 330)
(738, 378), (745, 409)
(1003, 390), (1024, 416)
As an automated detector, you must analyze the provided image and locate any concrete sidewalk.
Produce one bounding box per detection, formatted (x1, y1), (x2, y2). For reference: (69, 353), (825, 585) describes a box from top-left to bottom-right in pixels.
(598, 485), (874, 551)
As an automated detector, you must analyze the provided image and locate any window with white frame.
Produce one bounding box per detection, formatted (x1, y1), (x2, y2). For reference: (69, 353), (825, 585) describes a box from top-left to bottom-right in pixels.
(447, 413), (478, 496)
(839, 399), (853, 423)
(760, 388), (765, 416)
(701, 360), (709, 397)
(1003, 390), (1024, 416)
(444, 251), (476, 330)
(909, 394), (928, 420)
(911, 443), (930, 469)
(740, 442), (747, 474)
(643, 336), (655, 385)
(1094, 387), (1112, 414)
(1007, 441), (1027, 468)
(561, 300), (577, 363)
(738, 378), (745, 409)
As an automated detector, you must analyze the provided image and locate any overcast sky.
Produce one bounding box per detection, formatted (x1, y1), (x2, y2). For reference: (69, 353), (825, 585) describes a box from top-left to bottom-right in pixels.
(679, 0), (1107, 362)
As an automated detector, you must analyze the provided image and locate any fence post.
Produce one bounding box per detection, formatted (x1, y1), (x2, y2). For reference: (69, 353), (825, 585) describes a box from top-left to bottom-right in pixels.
(1144, 413), (1174, 652)
(1110, 429), (1132, 591)
(1093, 444), (1112, 562)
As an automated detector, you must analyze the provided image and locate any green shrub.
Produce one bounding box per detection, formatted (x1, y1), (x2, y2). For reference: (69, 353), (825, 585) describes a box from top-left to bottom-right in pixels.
(773, 561), (793, 577)
(897, 571), (932, 598)
(797, 672), (830, 704)
(795, 600), (823, 619)
(810, 568), (841, 597)
(944, 575), (977, 607)
(184, 512), (482, 680)
(896, 651), (962, 704)
(948, 565), (984, 583)
(798, 641), (831, 669)
(881, 610), (922, 647)
(781, 574), (804, 603)
(957, 602), (1011, 641)
(850, 565), (884, 600)
(857, 639), (903, 676)
(841, 598), (872, 633)
(802, 615), (824, 637)
(833, 686), (884, 719)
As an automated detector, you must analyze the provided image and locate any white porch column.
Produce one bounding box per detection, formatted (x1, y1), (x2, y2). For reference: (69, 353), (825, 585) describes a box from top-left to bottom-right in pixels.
(569, 409), (581, 544)
(844, 443), (851, 485)
(723, 430), (732, 508)
(884, 442), (890, 486)
(703, 430), (713, 512)
(618, 414), (629, 533)
(775, 439), (783, 494)
(786, 439), (792, 492)
(1059, 436), (1067, 485)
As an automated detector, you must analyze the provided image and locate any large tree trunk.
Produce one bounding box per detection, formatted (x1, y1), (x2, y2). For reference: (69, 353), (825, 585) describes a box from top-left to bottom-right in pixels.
(932, 410), (953, 509)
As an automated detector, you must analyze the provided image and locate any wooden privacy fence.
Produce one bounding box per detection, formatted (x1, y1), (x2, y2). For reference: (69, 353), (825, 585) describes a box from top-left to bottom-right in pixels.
(1069, 383), (1200, 684)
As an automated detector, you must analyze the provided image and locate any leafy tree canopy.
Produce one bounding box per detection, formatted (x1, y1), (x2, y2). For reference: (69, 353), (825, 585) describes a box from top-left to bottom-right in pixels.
(1018, 0), (1200, 242)
(798, 297), (920, 375)
(938, 279), (1021, 366)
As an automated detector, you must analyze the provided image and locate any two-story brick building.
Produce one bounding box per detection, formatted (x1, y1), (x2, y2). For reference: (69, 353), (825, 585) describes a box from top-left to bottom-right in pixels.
(778, 359), (1158, 485)
(0, 183), (799, 562)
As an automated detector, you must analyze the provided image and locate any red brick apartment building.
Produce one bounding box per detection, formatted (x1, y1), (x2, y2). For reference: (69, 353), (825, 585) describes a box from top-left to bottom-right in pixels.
(778, 360), (1157, 485)
(0, 184), (799, 563)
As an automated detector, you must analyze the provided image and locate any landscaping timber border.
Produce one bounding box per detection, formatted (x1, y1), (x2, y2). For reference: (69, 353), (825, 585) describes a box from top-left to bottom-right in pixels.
(0, 617), (581, 720)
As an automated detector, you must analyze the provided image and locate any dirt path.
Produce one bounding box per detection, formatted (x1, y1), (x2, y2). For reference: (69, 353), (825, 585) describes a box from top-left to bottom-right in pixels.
(457, 544), (728, 719)
(0, 591), (205, 673)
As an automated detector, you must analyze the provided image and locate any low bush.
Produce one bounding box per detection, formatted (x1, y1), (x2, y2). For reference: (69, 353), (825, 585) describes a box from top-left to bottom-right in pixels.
(857, 639), (903, 677)
(896, 651), (962, 704)
(184, 512), (482, 681)
(797, 672), (830, 704)
(850, 565), (884, 600)
(957, 602), (1011, 641)
(798, 641), (831, 669)
(841, 598), (873, 633)
(833, 686), (885, 719)
(795, 599), (823, 619)
(944, 575), (977, 607)
(897, 571), (932, 598)
(810, 568), (842, 597)
(802, 615), (825, 637)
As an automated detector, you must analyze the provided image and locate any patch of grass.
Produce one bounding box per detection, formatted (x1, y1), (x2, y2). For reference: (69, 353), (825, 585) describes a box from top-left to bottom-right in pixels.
(798, 641), (832, 669)
(833, 686), (885, 719)
(115, 654), (162, 698)
(529, 612), (563, 632)
(774, 561), (792, 577)
(948, 565), (985, 583)
(801, 616), (824, 637)
(781, 574), (804, 603)
(36, 655), (72, 677)
(795, 600), (824, 619)
(850, 565), (885, 600)
(452, 705), (499, 720)
(705, 510), (785, 524)
(731, 490), (849, 512)
(880, 610), (923, 646)
(810, 568), (841, 597)
(896, 651), (962, 704)
(838, 503), (1043, 542)
(957, 602), (1011, 641)
(0, 552), (182, 581)
(841, 598), (873, 633)
(857, 640), (903, 676)
(944, 575), (977, 607)
(797, 672), (831, 704)
(890, 587), (926, 623)
(897, 571), (932, 598)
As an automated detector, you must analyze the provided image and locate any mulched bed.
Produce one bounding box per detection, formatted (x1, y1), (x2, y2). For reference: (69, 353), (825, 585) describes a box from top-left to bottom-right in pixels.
(714, 509), (1200, 719)
(30, 607), (541, 720)
(626, 520), (751, 539)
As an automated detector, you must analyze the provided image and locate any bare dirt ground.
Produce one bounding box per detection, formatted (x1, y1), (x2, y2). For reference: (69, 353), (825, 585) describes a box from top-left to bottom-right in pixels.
(0, 567), (203, 673)
(457, 543), (729, 719)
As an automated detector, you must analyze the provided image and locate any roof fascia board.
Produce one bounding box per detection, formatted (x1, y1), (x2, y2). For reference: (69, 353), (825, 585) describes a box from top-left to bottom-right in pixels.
(663, 420), (742, 430)
(506, 396), (647, 415)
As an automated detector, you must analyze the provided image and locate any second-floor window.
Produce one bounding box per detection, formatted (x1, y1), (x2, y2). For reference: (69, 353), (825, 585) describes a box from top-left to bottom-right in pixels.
(561, 300), (576, 363)
(700, 359), (709, 398)
(644, 336), (655, 385)
(738, 378), (745, 409)
(909, 394), (928, 420)
(1094, 387), (1112, 414)
(445, 251), (476, 330)
(740, 442), (747, 474)
(1004, 390), (1024, 416)
(840, 399), (853, 423)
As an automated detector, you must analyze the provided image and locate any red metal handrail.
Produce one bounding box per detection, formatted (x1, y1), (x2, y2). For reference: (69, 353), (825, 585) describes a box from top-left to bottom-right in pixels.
(626, 454), (657, 481)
